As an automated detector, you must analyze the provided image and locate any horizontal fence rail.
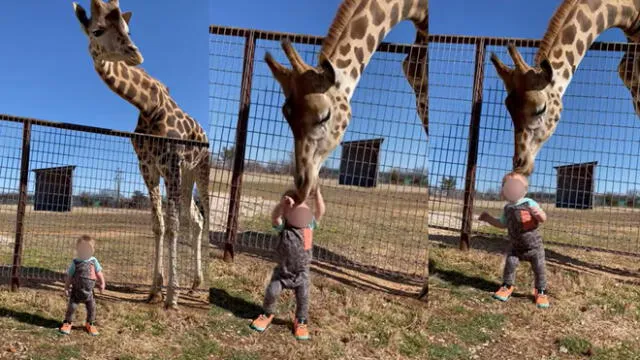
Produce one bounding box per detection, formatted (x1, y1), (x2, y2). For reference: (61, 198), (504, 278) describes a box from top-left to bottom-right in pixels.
(0, 115), (211, 290)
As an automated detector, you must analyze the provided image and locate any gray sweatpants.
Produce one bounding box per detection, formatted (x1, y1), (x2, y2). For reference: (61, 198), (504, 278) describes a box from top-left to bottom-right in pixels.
(503, 246), (547, 290)
(263, 266), (310, 320)
(64, 296), (96, 323)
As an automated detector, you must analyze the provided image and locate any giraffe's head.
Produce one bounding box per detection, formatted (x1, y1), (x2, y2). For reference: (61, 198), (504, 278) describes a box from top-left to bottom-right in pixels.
(73, 0), (143, 66)
(265, 40), (350, 202)
(490, 44), (561, 176)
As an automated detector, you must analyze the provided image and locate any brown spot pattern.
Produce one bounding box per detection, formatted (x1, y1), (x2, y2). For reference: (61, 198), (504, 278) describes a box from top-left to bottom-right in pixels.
(350, 16), (369, 40)
(596, 12), (605, 32)
(576, 40), (585, 56)
(390, 4), (400, 26)
(587, 0), (602, 12)
(354, 47), (364, 63)
(606, 4), (617, 27)
(370, 0), (385, 26)
(367, 34), (376, 53)
(339, 43), (351, 56)
(336, 58), (353, 68)
(562, 24), (576, 45)
(350, 68), (359, 79)
(576, 10), (592, 32)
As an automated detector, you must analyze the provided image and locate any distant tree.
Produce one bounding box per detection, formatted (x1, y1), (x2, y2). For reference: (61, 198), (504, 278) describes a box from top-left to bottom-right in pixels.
(78, 192), (93, 207)
(390, 169), (401, 184)
(441, 176), (457, 191)
(130, 190), (148, 209)
(218, 146), (235, 169)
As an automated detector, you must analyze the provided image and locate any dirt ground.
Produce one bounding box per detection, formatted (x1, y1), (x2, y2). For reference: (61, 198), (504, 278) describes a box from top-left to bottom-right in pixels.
(1, 240), (640, 360)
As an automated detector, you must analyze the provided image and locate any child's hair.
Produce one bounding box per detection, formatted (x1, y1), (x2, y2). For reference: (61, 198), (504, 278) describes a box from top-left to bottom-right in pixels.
(502, 172), (528, 191)
(76, 235), (95, 250)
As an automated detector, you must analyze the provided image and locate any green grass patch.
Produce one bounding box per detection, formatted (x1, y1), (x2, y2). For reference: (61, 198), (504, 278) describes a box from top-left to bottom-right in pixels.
(398, 332), (429, 358)
(427, 343), (469, 360)
(592, 342), (640, 360)
(429, 311), (504, 345)
(556, 336), (593, 356)
(178, 332), (222, 360)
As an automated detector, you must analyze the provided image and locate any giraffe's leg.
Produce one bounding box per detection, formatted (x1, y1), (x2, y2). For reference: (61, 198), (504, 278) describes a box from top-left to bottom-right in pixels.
(618, 45), (640, 117)
(141, 165), (165, 304)
(192, 154), (210, 293)
(164, 154), (183, 310)
(179, 170), (204, 296)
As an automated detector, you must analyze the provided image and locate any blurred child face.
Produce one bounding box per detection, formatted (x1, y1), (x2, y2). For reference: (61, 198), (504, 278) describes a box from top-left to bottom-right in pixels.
(502, 177), (527, 202)
(76, 241), (94, 260)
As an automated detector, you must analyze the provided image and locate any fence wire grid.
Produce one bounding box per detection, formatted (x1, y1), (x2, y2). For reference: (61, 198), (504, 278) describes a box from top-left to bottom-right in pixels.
(0, 115), (211, 290)
(210, 25), (640, 286)
(3, 26), (640, 292)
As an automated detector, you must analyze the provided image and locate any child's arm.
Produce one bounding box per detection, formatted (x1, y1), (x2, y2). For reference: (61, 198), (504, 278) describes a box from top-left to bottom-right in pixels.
(64, 261), (74, 297)
(530, 205), (547, 223)
(314, 187), (326, 222)
(96, 272), (106, 293)
(271, 203), (284, 227)
(478, 211), (507, 229)
(64, 274), (71, 297)
(94, 259), (106, 293)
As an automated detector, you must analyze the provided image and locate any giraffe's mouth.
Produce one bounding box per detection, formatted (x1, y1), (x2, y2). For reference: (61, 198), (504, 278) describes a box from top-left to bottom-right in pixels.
(125, 53), (144, 66)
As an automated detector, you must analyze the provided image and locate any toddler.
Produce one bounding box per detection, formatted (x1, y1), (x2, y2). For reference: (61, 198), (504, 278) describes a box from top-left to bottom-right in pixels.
(479, 172), (550, 309)
(250, 187), (325, 340)
(59, 235), (106, 335)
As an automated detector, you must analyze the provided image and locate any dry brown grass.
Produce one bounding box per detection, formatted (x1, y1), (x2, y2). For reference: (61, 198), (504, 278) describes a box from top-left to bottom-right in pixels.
(0, 171), (639, 359)
(1, 244), (640, 360)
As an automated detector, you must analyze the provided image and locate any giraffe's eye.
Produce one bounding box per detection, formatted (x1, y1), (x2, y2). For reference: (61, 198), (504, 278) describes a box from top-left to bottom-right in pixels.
(318, 110), (331, 124)
(92, 29), (105, 37)
(532, 103), (547, 117)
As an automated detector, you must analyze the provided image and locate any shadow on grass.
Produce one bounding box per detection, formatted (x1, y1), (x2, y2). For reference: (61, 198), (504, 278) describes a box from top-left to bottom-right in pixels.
(208, 287), (287, 326)
(0, 307), (60, 329)
(432, 233), (640, 283)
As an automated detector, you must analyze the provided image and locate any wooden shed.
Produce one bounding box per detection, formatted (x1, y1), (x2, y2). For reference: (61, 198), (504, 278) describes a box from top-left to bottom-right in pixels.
(339, 138), (384, 188)
(33, 166), (76, 212)
(554, 161), (597, 209)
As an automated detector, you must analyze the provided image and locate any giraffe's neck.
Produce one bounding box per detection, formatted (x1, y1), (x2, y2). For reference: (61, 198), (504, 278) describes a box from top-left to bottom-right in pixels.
(320, 0), (428, 100)
(93, 59), (169, 116)
(539, 0), (640, 97)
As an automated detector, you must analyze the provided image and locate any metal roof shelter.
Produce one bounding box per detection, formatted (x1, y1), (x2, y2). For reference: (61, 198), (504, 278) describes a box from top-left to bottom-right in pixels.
(339, 138), (384, 188)
(554, 161), (597, 209)
(32, 166), (77, 212)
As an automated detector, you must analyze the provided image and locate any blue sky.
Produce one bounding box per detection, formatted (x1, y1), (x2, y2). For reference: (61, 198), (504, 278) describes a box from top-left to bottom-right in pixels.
(0, 0), (638, 198)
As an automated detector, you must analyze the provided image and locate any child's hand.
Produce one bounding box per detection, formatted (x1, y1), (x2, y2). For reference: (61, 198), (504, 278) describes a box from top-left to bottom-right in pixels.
(478, 212), (492, 223)
(64, 288), (70, 297)
(99, 283), (105, 294)
(530, 206), (545, 221)
(281, 196), (295, 208)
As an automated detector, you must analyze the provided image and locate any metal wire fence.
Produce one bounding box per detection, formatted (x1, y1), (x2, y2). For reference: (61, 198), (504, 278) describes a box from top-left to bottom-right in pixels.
(209, 25), (640, 290)
(0, 115), (210, 290)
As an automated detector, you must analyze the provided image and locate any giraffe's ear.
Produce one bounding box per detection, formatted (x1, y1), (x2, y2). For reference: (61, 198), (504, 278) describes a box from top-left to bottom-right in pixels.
(539, 58), (553, 83)
(320, 59), (345, 87)
(122, 11), (132, 24)
(265, 51), (293, 96)
(73, 2), (90, 33)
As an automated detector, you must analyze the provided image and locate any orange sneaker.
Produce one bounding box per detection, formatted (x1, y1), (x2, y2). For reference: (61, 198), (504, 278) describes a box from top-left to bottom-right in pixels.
(59, 322), (72, 335)
(250, 314), (274, 332)
(534, 289), (550, 309)
(293, 319), (310, 341)
(493, 285), (514, 302)
(84, 322), (99, 336)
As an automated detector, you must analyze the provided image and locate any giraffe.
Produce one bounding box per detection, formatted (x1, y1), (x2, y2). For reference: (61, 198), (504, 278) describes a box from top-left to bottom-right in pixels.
(264, 0), (428, 202)
(490, 0), (640, 176)
(73, 0), (210, 309)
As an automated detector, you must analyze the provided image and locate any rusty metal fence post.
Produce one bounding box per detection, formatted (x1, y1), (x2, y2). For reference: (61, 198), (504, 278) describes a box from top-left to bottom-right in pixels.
(460, 39), (486, 251)
(11, 120), (32, 291)
(223, 31), (256, 262)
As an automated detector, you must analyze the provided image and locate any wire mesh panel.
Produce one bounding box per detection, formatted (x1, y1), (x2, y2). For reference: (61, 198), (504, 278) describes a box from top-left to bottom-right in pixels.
(209, 27), (435, 281)
(0, 120), (23, 280)
(0, 116), (210, 290)
(475, 39), (640, 255)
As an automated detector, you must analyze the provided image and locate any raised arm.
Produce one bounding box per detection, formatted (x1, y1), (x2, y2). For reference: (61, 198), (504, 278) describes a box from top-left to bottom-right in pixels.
(314, 187), (326, 221)
(479, 211), (507, 229)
